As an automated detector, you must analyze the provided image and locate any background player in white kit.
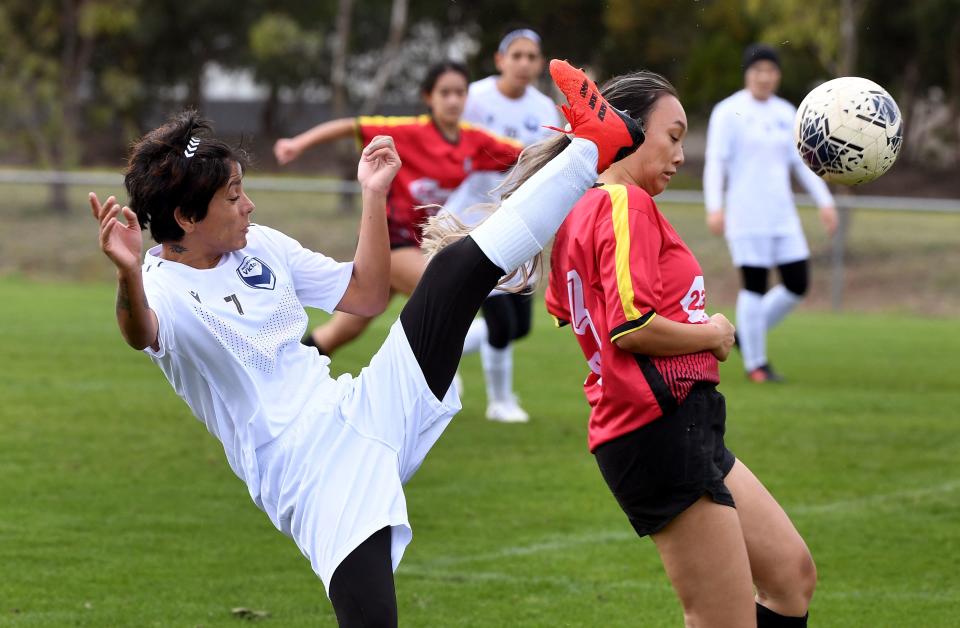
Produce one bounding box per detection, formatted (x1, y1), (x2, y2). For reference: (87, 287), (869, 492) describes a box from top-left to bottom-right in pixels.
(89, 58), (644, 627)
(703, 44), (838, 383)
(445, 27), (560, 422)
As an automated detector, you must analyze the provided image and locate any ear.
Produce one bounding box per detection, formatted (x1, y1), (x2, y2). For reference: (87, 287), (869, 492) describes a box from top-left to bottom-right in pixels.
(173, 206), (197, 234)
(494, 52), (505, 74)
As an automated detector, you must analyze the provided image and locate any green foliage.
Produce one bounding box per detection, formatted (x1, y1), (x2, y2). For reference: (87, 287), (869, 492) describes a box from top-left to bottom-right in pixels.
(0, 0), (138, 168)
(746, 0), (844, 73)
(1, 0), (959, 168)
(248, 13), (324, 88)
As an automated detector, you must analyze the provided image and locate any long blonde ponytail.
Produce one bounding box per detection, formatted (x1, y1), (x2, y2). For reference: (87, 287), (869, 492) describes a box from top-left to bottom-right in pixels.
(421, 69), (677, 289)
(420, 134), (570, 292)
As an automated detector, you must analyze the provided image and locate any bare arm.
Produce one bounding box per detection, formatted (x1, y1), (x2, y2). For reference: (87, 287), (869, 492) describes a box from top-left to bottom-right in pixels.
(274, 118), (356, 166)
(703, 106), (728, 236)
(89, 193), (159, 351)
(115, 268), (160, 351)
(334, 136), (400, 317)
(614, 313), (735, 362)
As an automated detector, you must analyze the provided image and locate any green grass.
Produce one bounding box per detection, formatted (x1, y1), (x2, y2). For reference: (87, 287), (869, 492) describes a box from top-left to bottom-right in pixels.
(1, 277), (958, 626)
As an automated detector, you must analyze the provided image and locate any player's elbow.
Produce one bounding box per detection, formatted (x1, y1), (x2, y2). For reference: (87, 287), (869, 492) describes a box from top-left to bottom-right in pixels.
(614, 332), (646, 354)
(121, 330), (153, 351)
(367, 291), (390, 316)
(356, 286), (390, 317)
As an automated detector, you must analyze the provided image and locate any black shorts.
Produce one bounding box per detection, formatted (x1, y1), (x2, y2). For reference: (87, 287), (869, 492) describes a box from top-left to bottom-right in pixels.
(388, 216), (423, 250)
(594, 383), (736, 537)
(481, 292), (534, 348)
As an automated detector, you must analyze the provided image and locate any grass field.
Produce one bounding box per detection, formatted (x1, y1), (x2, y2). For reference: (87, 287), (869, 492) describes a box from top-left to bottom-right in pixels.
(1, 276), (958, 627)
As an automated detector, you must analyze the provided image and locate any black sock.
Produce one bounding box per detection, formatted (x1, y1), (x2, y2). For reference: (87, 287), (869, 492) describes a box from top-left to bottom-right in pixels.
(301, 334), (327, 356)
(757, 603), (808, 627)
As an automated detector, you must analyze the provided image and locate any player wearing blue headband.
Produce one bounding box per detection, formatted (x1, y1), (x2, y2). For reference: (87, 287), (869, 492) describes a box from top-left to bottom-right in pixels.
(446, 27), (560, 423)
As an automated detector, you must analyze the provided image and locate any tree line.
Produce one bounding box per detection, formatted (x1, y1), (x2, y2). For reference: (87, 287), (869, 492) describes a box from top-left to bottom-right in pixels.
(1, 0), (958, 210)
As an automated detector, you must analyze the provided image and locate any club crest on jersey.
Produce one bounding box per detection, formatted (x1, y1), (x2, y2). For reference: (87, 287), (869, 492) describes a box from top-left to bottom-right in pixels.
(237, 256), (276, 290)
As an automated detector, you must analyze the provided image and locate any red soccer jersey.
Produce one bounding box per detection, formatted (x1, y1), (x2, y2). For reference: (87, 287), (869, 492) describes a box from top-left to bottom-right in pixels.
(545, 184), (720, 451)
(355, 115), (522, 246)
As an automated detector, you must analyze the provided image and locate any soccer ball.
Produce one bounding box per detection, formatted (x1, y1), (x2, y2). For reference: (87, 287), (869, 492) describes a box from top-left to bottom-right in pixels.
(794, 77), (903, 185)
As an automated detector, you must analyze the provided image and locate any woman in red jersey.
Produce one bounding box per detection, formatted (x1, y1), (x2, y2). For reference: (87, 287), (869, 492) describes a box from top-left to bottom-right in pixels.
(540, 72), (816, 628)
(274, 62), (522, 355)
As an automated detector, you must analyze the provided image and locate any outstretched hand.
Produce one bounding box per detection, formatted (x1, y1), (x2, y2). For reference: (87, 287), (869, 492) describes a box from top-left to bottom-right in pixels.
(89, 192), (142, 273)
(273, 138), (302, 166)
(357, 135), (401, 195)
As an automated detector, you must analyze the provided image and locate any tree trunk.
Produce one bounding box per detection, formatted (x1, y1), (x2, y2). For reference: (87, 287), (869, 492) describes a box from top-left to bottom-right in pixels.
(332, 0), (356, 214)
(49, 0), (95, 213)
(898, 58), (921, 164)
(261, 83), (280, 138)
(948, 17), (960, 163)
(830, 0), (863, 311)
(359, 0), (410, 116)
(837, 0), (858, 76)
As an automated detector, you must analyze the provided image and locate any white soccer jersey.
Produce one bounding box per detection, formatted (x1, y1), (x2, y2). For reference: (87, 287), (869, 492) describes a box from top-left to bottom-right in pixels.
(444, 76), (559, 220)
(140, 225), (463, 593)
(703, 89), (834, 238)
(141, 225), (353, 502)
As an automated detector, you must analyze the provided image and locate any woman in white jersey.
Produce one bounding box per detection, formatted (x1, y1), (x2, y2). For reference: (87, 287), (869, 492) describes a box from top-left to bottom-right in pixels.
(89, 60), (644, 626)
(703, 44), (837, 382)
(446, 27), (560, 422)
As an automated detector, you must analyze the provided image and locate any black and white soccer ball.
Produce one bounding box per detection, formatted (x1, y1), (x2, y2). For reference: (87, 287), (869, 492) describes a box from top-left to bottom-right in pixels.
(794, 77), (903, 185)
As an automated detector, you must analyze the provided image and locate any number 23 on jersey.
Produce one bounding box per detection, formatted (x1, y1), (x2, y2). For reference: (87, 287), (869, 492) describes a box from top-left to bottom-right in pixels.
(680, 275), (708, 323)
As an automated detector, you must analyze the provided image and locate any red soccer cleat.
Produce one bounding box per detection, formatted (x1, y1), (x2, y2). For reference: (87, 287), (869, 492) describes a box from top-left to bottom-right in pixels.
(549, 59), (645, 172)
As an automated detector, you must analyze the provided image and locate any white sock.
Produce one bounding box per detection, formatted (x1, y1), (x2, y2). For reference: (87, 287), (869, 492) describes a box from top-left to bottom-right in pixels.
(470, 138), (599, 273)
(736, 289), (766, 371)
(481, 343), (513, 404)
(462, 318), (487, 355)
(762, 285), (802, 330)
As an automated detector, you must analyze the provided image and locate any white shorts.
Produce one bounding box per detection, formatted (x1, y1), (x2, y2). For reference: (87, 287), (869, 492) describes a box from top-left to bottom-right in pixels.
(726, 233), (809, 268)
(255, 318), (461, 595)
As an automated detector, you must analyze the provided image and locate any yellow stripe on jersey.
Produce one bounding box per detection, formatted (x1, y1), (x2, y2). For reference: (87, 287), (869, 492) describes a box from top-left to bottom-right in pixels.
(354, 115), (430, 149)
(604, 184), (643, 322)
(356, 115), (429, 128)
(610, 313), (657, 342)
(458, 121), (524, 149)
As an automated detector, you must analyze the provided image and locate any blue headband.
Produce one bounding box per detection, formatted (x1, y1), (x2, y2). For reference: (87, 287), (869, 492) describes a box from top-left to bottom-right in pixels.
(498, 29), (541, 55)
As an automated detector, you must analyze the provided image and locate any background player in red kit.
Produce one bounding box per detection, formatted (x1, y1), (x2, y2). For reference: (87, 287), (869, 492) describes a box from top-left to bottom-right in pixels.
(274, 61), (522, 355)
(541, 72), (817, 627)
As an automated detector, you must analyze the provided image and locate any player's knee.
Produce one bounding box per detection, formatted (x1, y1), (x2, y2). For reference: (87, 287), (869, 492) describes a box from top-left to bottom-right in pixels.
(331, 597), (397, 628)
(487, 329), (510, 349)
(339, 317), (373, 341)
(513, 314), (532, 340)
(779, 261), (809, 297)
(483, 309), (512, 348)
(796, 550), (818, 604)
(758, 547), (817, 611)
(740, 265), (769, 295)
(783, 276), (808, 297)
(355, 601), (398, 628)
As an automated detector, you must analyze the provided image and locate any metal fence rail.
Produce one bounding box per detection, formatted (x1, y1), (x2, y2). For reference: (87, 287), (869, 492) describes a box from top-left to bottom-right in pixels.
(4, 169), (957, 311)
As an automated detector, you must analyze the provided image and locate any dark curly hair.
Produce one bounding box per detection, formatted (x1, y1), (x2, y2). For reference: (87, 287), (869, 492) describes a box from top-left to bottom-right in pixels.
(124, 110), (249, 243)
